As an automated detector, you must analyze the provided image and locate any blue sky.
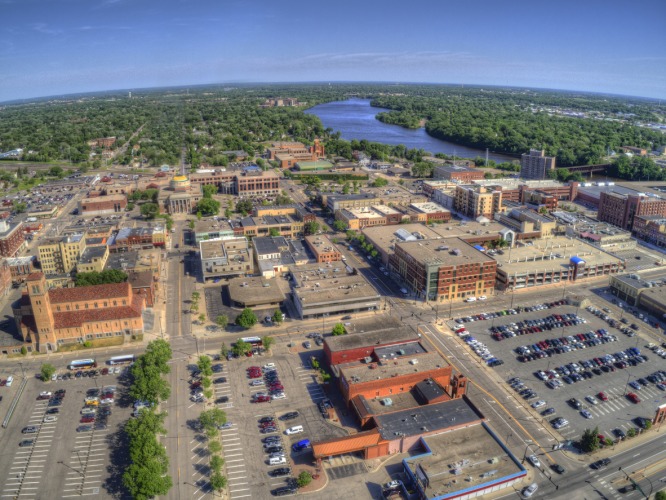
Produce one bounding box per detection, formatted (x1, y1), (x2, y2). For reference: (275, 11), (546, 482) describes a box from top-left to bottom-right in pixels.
(1, 0), (665, 102)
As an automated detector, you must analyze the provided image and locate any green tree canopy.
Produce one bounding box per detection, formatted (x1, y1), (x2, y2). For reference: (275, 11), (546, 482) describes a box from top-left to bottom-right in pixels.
(209, 472), (227, 493)
(140, 202), (160, 219)
(296, 471), (312, 488)
(271, 309), (283, 324)
(580, 426), (600, 453)
(232, 339), (252, 357)
(331, 323), (347, 336)
(236, 308), (258, 329)
(202, 184), (218, 198)
(305, 221), (320, 235)
(199, 408), (227, 432)
(262, 335), (275, 352)
(75, 269), (128, 287)
(197, 355), (213, 377)
(333, 220), (347, 232)
(196, 198), (220, 216)
(372, 177), (389, 187)
(215, 314), (228, 330)
(40, 363), (56, 382)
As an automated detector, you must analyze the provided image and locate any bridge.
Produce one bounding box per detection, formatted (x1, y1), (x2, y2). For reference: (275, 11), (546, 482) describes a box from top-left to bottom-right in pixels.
(563, 163), (611, 176)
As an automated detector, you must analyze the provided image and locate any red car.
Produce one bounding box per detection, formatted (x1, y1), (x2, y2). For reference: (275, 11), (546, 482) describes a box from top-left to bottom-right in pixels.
(254, 395), (271, 403)
(597, 392), (608, 401)
(269, 385), (284, 392)
(260, 420), (276, 428)
(627, 392), (641, 404)
(80, 416), (95, 423)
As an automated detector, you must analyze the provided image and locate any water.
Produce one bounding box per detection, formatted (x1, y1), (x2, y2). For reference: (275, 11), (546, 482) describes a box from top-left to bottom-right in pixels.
(306, 98), (513, 162)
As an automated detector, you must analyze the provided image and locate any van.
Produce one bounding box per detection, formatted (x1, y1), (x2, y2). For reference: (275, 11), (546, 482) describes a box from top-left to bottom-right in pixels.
(285, 425), (303, 435)
(400, 288), (409, 296)
(6, 375), (13, 387)
(292, 439), (311, 452)
(269, 456), (287, 466)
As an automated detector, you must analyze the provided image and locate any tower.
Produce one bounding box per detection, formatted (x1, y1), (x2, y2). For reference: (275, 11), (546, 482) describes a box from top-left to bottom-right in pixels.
(26, 273), (55, 350)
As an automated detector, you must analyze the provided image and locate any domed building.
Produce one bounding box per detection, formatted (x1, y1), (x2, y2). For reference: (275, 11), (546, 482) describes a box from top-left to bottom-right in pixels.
(170, 175), (191, 192)
(157, 173), (202, 214)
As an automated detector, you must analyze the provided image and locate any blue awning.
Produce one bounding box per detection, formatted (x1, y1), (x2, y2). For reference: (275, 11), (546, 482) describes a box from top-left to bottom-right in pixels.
(474, 245), (485, 252)
(570, 256), (585, 265)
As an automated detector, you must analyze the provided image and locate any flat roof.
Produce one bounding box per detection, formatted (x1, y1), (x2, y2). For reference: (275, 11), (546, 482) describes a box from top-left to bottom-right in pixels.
(227, 276), (286, 305)
(357, 391), (424, 417)
(411, 202), (450, 214)
(343, 207), (388, 219)
(340, 352), (448, 386)
(396, 238), (492, 267)
(200, 237), (249, 260)
(324, 326), (419, 353)
(292, 265), (379, 306)
(638, 285), (666, 306)
(375, 396), (482, 440)
(492, 236), (621, 276)
(79, 246), (107, 263)
(404, 422), (524, 498)
(194, 218), (233, 234)
(81, 194), (127, 203)
(374, 341), (427, 360)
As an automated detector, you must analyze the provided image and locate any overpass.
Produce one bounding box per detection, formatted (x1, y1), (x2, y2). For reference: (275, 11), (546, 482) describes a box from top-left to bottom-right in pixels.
(563, 163), (611, 176)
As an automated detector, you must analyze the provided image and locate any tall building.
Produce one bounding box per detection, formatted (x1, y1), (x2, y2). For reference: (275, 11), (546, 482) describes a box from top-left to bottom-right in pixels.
(520, 149), (556, 180)
(598, 191), (666, 231)
(38, 233), (86, 275)
(453, 185), (502, 219)
(0, 220), (26, 258)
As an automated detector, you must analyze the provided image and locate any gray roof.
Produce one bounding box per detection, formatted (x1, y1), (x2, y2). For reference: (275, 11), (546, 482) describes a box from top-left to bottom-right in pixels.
(79, 246), (107, 263)
(374, 397), (483, 439)
(253, 236), (289, 256)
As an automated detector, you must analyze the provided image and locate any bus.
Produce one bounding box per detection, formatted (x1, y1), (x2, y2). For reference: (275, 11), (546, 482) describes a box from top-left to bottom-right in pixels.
(240, 337), (262, 347)
(68, 359), (97, 370)
(108, 354), (135, 365)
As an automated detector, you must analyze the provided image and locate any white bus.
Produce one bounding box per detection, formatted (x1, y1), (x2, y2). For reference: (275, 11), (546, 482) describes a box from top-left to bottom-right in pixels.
(108, 354), (135, 365)
(68, 359), (97, 370)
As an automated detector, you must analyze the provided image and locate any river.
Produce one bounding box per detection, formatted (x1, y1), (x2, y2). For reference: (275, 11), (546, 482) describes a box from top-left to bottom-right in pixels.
(305, 98), (513, 162)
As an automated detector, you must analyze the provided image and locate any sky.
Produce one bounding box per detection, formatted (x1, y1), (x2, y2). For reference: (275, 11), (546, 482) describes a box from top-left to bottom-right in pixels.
(1, 0), (666, 102)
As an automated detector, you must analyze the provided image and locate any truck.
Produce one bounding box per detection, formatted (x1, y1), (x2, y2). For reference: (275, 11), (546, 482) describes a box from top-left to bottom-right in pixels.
(26, 217), (37, 222)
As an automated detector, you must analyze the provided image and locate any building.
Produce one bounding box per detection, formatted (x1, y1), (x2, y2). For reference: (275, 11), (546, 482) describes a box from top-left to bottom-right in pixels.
(632, 215), (666, 248)
(192, 219), (235, 243)
(324, 326), (421, 366)
(157, 175), (203, 215)
(109, 226), (167, 252)
(620, 146), (648, 156)
(496, 208), (556, 239)
(291, 262), (381, 318)
(252, 236), (308, 278)
(434, 164), (485, 183)
(493, 236), (623, 291)
(38, 233), (86, 275)
(78, 194), (127, 216)
(200, 238), (253, 282)
(12, 272), (144, 353)
(5, 255), (36, 280)
(609, 273), (653, 306)
(87, 137), (116, 149)
(453, 185), (503, 219)
(326, 194), (381, 213)
(408, 202), (451, 224)
(105, 249), (162, 277)
(189, 167), (280, 198)
(254, 204), (315, 222)
(520, 149), (556, 180)
(294, 160), (333, 171)
(422, 180), (457, 197)
(304, 234), (342, 263)
(0, 260), (11, 297)
(336, 205), (402, 231)
(77, 246), (110, 273)
(553, 212), (637, 252)
(267, 140), (325, 169)
(598, 191), (666, 231)
(27, 204), (59, 219)
(0, 220), (26, 258)
(636, 286), (666, 320)
(231, 214), (304, 239)
(227, 276), (286, 309)
(389, 238), (496, 301)
(127, 270), (156, 308)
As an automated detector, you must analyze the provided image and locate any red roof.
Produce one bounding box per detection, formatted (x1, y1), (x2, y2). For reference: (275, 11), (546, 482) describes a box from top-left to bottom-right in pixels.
(26, 272), (43, 282)
(49, 282), (131, 304)
(53, 294), (144, 329)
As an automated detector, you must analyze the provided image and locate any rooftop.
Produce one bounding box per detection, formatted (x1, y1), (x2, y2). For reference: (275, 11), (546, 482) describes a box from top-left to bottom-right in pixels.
(339, 352), (449, 385)
(79, 246), (108, 264)
(404, 422), (524, 499)
(194, 218), (233, 235)
(199, 238), (249, 260)
(492, 236), (621, 276)
(81, 194), (127, 203)
(324, 326), (420, 353)
(291, 262), (379, 306)
(375, 396), (482, 440)
(396, 238), (492, 267)
(49, 281), (131, 304)
(227, 276), (287, 305)
(410, 202), (450, 214)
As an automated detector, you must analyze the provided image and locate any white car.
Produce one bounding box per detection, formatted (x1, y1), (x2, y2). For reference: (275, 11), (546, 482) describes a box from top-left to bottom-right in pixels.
(272, 393), (286, 400)
(39, 391), (52, 398)
(581, 410), (593, 419)
(465, 297), (477, 302)
(100, 398), (114, 405)
(522, 483), (538, 498)
(81, 408), (97, 415)
(584, 395), (598, 405)
(43, 416), (57, 423)
(478, 295), (487, 301)
(531, 400), (546, 409)
(527, 455), (540, 468)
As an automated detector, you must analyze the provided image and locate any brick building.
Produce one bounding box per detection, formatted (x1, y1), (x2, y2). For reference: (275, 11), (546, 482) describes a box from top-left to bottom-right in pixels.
(78, 194), (127, 216)
(304, 234), (342, 263)
(13, 273), (144, 353)
(389, 238), (497, 301)
(598, 191), (666, 231)
(336, 205), (403, 230)
(434, 164), (485, 183)
(632, 215), (666, 248)
(0, 220), (26, 258)
(453, 185), (503, 219)
(189, 167), (280, 198)
(520, 149), (556, 180)
(324, 328), (421, 366)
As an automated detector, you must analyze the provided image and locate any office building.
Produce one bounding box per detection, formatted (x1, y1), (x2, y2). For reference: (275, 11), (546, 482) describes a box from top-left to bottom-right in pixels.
(0, 220), (26, 258)
(520, 149), (556, 180)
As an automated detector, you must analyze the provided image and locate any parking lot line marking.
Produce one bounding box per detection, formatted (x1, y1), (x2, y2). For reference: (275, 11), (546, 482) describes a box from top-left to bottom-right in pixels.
(225, 453), (244, 457)
(225, 464), (246, 469)
(229, 494), (252, 499)
(226, 459), (245, 463)
(230, 487), (250, 492)
(229, 482), (248, 486)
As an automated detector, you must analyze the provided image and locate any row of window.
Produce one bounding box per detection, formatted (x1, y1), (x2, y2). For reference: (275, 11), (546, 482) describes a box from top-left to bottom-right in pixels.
(54, 299), (128, 311)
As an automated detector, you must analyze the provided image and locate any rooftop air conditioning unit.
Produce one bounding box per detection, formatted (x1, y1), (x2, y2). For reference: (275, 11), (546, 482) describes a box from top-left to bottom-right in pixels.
(410, 359), (419, 365)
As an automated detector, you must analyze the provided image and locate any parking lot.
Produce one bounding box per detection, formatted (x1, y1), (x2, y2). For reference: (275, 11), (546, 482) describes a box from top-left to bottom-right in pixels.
(209, 346), (347, 499)
(452, 301), (666, 444)
(0, 365), (130, 499)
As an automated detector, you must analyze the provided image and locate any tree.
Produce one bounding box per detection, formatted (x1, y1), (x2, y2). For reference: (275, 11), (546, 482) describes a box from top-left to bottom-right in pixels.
(40, 363), (56, 382)
(271, 309), (283, 324)
(331, 323), (347, 336)
(209, 472), (227, 494)
(262, 336), (275, 352)
(580, 427), (600, 453)
(202, 184), (218, 198)
(208, 440), (222, 454)
(231, 339), (252, 357)
(126, 202), (135, 211)
(210, 455), (224, 473)
(333, 220), (347, 232)
(235, 199), (253, 215)
(191, 291), (201, 303)
(342, 182), (350, 194)
(269, 228), (280, 237)
(12, 201), (27, 213)
(199, 408), (227, 432)
(220, 342), (228, 357)
(296, 471), (312, 488)
(49, 166), (64, 178)
(197, 198), (220, 216)
(197, 355), (213, 377)
(189, 220), (195, 230)
(372, 177), (388, 187)
(140, 203), (160, 219)
(305, 221), (320, 235)
(75, 269), (128, 287)
(236, 308), (257, 329)
(201, 377), (212, 389)
(215, 315), (228, 330)
(654, 491), (666, 500)
(198, 313), (207, 325)
(627, 428), (637, 438)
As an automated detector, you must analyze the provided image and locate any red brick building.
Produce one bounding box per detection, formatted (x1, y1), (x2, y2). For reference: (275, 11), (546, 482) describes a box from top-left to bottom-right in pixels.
(434, 164), (485, 183)
(324, 329), (421, 366)
(0, 221), (25, 258)
(598, 191), (666, 231)
(304, 234), (342, 263)
(78, 194), (127, 216)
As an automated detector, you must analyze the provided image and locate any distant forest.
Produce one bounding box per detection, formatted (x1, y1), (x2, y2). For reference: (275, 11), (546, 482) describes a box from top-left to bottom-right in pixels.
(0, 83), (664, 178)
